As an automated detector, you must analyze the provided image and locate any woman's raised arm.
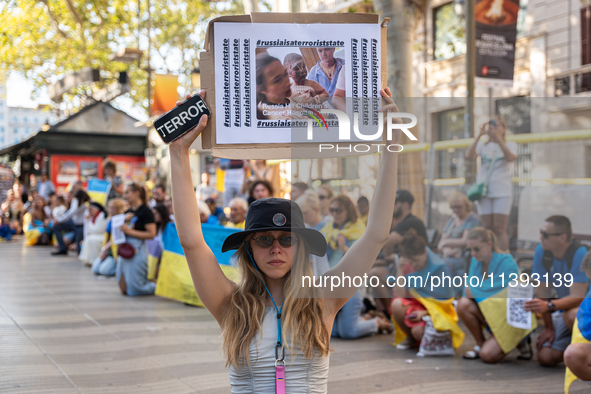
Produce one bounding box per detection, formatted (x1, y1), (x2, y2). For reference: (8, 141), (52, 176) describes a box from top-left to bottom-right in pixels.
(169, 91), (236, 325)
(322, 88), (401, 313)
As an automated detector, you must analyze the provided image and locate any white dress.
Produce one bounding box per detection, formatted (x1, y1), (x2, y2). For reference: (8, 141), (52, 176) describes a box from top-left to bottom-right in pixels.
(79, 212), (109, 266)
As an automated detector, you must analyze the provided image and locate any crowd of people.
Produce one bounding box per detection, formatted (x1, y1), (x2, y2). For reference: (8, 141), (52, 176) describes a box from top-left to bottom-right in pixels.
(1, 113), (590, 389)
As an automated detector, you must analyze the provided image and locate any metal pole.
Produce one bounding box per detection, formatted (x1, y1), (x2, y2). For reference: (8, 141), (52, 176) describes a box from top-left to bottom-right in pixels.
(465, 0), (475, 138)
(146, 0), (152, 150)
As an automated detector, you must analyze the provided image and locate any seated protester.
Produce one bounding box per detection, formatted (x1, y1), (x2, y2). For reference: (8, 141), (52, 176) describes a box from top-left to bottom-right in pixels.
(524, 215), (590, 367)
(24, 196), (52, 246)
(52, 190), (90, 255)
(79, 202), (109, 266)
(198, 201), (219, 225)
(290, 182), (308, 202)
(458, 228), (535, 362)
(1, 189), (24, 235)
(116, 183), (157, 296)
(296, 191), (330, 277)
(391, 230), (464, 351)
(370, 190), (427, 316)
(45, 192), (56, 220)
(145, 203), (171, 281)
(205, 197), (226, 225)
(438, 192), (482, 297)
(0, 215), (13, 241)
(225, 198), (248, 229)
(564, 251), (591, 392)
(322, 195), (393, 338)
(92, 198), (126, 277)
(245, 179), (273, 206)
(164, 198), (175, 223)
(357, 196), (369, 226)
(52, 196), (67, 222)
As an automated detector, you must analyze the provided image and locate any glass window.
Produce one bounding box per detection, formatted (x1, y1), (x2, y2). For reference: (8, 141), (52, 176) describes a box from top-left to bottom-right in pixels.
(13, 128), (18, 134)
(583, 5), (591, 65)
(434, 3), (466, 60)
(438, 108), (468, 179)
(23, 117), (28, 123)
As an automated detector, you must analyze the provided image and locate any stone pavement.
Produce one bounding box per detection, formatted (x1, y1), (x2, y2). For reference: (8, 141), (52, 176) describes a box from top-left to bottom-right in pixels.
(1, 238), (588, 394)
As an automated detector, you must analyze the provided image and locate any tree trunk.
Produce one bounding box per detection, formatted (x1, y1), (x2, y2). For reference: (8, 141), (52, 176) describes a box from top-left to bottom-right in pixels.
(374, 0), (426, 220)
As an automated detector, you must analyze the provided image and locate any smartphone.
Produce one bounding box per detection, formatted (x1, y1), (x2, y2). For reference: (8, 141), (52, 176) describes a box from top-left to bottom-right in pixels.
(488, 119), (497, 127)
(153, 94), (211, 144)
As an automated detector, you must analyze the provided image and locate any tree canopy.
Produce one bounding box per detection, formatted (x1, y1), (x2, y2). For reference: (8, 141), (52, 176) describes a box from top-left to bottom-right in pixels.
(0, 0), (245, 114)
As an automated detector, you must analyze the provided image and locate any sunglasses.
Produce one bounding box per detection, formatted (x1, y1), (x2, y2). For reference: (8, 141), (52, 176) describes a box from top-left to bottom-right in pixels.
(450, 205), (463, 210)
(540, 230), (563, 239)
(329, 207), (344, 214)
(252, 235), (297, 248)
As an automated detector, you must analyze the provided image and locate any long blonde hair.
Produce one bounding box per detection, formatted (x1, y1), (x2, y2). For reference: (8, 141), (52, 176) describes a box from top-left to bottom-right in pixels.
(220, 236), (330, 367)
(467, 227), (502, 253)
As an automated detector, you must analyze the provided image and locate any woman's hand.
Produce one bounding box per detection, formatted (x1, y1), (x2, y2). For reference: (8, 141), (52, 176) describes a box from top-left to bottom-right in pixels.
(379, 87), (401, 144)
(119, 225), (130, 235)
(99, 247), (109, 260)
(124, 212), (134, 222)
(407, 310), (429, 323)
(168, 90), (209, 153)
(487, 125), (502, 143)
(478, 123), (488, 139)
(337, 234), (349, 253)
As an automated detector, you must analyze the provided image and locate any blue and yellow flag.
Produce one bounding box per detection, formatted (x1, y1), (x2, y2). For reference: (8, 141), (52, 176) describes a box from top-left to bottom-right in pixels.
(565, 298), (591, 393)
(467, 252), (537, 354)
(155, 222), (241, 307)
(393, 249), (465, 349)
(87, 178), (111, 206)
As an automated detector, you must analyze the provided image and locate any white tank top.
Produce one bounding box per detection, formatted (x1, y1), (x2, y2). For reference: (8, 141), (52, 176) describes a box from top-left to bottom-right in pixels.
(228, 307), (330, 393)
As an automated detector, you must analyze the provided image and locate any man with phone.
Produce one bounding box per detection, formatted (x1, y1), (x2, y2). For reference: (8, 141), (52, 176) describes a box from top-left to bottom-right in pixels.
(525, 215), (589, 367)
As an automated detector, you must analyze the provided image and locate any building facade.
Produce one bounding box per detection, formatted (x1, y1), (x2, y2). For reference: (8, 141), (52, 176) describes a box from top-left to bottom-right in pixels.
(0, 85), (58, 150)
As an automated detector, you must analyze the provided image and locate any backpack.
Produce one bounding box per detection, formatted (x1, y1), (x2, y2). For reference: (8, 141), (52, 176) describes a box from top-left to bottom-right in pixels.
(542, 240), (588, 273)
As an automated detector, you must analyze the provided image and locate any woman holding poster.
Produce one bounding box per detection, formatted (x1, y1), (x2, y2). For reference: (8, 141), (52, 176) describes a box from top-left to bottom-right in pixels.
(170, 86), (401, 392)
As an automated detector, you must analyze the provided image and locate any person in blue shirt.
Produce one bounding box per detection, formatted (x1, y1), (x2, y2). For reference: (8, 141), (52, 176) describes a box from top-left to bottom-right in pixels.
(306, 48), (345, 97)
(525, 215), (590, 367)
(564, 251), (591, 384)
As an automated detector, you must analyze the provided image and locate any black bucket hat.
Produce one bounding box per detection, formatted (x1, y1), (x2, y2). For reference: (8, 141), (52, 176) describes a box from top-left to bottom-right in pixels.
(221, 198), (327, 256)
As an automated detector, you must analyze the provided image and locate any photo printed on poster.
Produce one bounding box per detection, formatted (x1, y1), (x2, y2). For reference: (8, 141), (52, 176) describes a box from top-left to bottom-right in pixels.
(214, 23), (382, 144)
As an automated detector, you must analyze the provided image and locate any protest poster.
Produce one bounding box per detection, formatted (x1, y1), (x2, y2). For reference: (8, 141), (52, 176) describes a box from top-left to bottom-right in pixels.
(474, 0), (519, 87)
(111, 214), (126, 245)
(506, 283), (534, 330)
(199, 13), (389, 159)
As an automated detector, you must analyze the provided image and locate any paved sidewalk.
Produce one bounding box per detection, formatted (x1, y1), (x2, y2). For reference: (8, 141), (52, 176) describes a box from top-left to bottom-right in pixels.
(0, 238), (588, 393)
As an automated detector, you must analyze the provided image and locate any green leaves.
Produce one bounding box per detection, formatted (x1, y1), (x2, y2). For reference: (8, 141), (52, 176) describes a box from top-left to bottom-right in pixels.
(0, 0), (241, 113)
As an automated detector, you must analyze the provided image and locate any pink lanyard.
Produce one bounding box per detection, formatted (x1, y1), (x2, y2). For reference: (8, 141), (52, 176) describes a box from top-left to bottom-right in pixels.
(243, 241), (286, 394)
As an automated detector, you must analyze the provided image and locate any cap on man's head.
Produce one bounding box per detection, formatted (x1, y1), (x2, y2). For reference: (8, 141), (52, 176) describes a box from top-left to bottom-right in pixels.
(205, 197), (216, 204)
(395, 190), (414, 206)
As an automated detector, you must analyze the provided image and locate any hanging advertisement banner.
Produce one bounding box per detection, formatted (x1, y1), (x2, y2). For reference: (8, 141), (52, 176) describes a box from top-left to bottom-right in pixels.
(474, 0), (519, 88)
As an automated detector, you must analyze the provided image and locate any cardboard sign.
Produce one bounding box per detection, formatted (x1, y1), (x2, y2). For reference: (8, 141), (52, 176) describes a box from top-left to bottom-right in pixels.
(199, 13), (389, 159)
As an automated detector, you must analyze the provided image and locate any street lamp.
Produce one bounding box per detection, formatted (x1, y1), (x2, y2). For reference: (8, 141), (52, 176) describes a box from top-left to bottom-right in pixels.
(41, 120), (50, 132)
(191, 66), (201, 90)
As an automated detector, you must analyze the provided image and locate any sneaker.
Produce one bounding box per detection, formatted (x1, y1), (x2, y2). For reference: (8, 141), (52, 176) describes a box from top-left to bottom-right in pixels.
(396, 336), (418, 350)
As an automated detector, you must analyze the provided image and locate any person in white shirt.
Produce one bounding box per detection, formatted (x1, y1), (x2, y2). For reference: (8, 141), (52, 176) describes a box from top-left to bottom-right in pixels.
(51, 190), (90, 255)
(465, 116), (517, 251)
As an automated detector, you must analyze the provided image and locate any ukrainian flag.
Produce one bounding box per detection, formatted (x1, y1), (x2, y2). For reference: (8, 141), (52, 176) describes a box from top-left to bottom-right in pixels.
(467, 252), (537, 354)
(155, 222), (240, 307)
(87, 178), (111, 206)
(565, 298), (591, 393)
(393, 248), (465, 350)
